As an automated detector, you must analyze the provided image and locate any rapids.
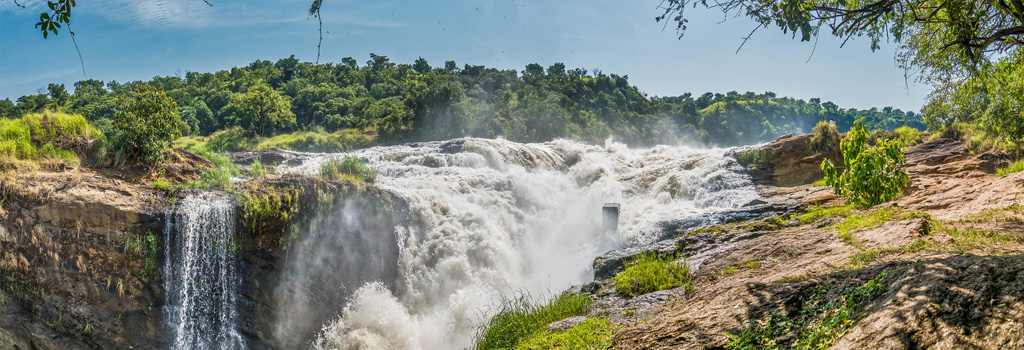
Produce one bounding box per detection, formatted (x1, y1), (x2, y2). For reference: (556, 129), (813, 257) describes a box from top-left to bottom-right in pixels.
(273, 137), (760, 349)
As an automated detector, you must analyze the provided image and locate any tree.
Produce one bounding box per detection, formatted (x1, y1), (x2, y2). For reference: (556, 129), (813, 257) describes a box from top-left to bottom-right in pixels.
(413, 57), (431, 74)
(658, 0), (1023, 80)
(233, 82), (295, 136)
(112, 84), (181, 164)
(822, 119), (909, 207)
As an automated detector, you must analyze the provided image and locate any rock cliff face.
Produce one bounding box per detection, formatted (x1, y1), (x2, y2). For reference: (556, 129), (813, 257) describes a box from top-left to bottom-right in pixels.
(735, 133), (842, 187)
(0, 172), (166, 349)
(607, 137), (1024, 350)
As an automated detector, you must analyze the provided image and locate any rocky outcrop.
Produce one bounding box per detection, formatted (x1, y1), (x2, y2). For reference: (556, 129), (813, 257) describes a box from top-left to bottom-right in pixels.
(733, 133), (842, 187)
(0, 172), (166, 349)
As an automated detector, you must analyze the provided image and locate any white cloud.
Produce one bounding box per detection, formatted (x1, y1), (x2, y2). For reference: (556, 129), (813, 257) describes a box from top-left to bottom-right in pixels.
(79, 0), (215, 29)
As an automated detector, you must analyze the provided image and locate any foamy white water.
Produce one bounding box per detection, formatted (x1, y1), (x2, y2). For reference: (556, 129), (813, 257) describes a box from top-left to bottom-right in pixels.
(277, 137), (758, 349)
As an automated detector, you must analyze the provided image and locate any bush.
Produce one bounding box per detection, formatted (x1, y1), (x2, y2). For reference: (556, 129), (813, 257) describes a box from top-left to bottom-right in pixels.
(112, 84), (182, 164)
(822, 119), (909, 208)
(736, 148), (774, 166)
(892, 126), (923, 147)
(474, 292), (592, 350)
(807, 121), (841, 153)
(997, 160), (1024, 176)
(614, 253), (692, 297)
(320, 156), (377, 183)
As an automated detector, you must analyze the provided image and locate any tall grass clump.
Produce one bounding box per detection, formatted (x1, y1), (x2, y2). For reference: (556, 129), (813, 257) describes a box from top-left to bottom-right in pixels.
(614, 253), (692, 297)
(807, 120), (841, 153)
(0, 111), (105, 167)
(892, 126), (923, 147)
(320, 156), (377, 183)
(513, 318), (616, 350)
(474, 292), (592, 350)
(188, 151), (240, 191)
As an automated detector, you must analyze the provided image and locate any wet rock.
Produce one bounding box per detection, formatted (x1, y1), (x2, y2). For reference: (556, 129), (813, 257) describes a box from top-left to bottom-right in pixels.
(439, 139), (466, 154)
(232, 148), (310, 166)
(657, 204), (787, 240)
(593, 231), (765, 280)
(546, 316), (588, 332)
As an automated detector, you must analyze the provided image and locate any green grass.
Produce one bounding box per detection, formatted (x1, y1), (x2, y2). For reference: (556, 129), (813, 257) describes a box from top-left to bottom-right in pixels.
(846, 240), (928, 269)
(320, 156), (378, 183)
(206, 127), (259, 152)
(0, 110), (104, 168)
(726, 270), (893, 350)
(152, 179), (175, 189)
(736, 149), (775, 166)
(744, 216), (788, 231)
(474, 292), (593, 350)
(722, 259), (762, 276)
(258, 129), (375, 152)
(892, 126), (923, 147)
(795, 205), (855, 225)
(827, 207), (930, 235)
(932, 221), (1024, 251)
(248, 161), (267, 179)
(997, 160), (1024, 176)
(614, 253), (693, 297)
(512, 318), (616, 350)
(684, 225), (732, 236)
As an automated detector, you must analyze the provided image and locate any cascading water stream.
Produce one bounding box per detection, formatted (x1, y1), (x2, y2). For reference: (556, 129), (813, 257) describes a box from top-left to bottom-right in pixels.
(275, 137), (761, 349)
(164, 192), (245, 349)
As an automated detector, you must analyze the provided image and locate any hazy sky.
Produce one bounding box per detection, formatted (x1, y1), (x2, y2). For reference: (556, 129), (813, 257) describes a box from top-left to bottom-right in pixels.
(1, 0), (929, 111)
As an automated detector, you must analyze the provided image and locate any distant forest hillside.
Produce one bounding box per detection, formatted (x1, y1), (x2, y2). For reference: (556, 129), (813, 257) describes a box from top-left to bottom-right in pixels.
(0, 55), (924, 146)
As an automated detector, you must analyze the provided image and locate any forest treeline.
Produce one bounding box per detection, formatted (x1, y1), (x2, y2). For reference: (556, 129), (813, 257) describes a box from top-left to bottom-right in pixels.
(0, 55), (924, 147)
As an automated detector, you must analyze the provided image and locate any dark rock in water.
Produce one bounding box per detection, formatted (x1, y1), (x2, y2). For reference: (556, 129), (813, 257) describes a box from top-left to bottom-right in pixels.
(744, 198), (769, 207)
(232, 148), (310, 166)
(593, 231), (765, 280)
(439, 139), (466, 154)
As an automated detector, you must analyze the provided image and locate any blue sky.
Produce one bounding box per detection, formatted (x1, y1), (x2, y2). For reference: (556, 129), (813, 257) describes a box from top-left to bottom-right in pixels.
(1, 0), (929, 111)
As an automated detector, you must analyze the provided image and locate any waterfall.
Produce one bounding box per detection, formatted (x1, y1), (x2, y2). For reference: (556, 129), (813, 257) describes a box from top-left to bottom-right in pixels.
(275, 137), (760, 349)
(164, 192), (244, 349)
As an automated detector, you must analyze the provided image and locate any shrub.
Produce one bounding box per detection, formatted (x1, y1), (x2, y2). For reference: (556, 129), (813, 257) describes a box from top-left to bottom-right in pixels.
(112, 84), (181, 164)
(474, 292), (592, 350)
(997, 159), (1024, 176)
(320, 156), (377, 183)
(892, 126), (923, 147)
(614, 253), (692, 297)
(736, 148), (775, 166)
(807, 121), (841, 153)
(822, 119), (909, 208)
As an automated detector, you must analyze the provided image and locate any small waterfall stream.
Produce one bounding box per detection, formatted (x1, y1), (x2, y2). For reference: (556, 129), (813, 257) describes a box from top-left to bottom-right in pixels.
(163, 192), (244, 349)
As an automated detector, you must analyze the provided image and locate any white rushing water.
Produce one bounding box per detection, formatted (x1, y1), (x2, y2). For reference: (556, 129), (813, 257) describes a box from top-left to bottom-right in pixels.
(164, 192), (245, 349)
(278, 137), (759, 350)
